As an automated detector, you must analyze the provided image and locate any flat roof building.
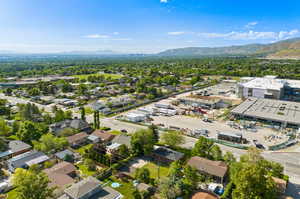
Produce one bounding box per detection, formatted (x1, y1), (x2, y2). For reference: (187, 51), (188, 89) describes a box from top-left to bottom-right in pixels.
(237, 76), (300, 101)
(231, 97), (300, 127)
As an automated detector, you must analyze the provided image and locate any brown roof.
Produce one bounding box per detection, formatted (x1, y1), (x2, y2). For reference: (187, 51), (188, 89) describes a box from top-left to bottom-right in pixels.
(67, 132), (88, 144)
(192, 192), (218, 199)
(272, 177), (287, 193)
(43, 161), (76, 188)
(91, 130), (115, 142)
(187, 156), (228, 178)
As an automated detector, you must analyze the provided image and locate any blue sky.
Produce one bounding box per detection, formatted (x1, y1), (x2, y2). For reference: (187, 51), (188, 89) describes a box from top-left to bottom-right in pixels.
(0, 0), (300, 53)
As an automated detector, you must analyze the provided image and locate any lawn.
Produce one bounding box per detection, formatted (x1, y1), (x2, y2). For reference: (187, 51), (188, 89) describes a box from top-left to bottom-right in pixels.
(7, 135), (18, 140)
(109, 130), (122, 135)
(75, 144), (93, 155)
(72, 73), (122, 80)
(84, 106), (94, 115)
(76, 163), (97, 177)
(105, 176), (135, 199)
(6, 189), (17, 199)
(141, 162), (170, 179)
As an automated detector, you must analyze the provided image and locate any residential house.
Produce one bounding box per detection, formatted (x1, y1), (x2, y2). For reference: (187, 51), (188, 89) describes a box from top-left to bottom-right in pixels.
(55, 149), (77, 162)
(59, 176), (122, 199)
(187, 156), (228, 183)
(191, 192), (219, 199)
(0, 140), (31, 160)
(88, 130), (115, 144)
(151, 146), (184, 164)
(107, 135), (131, 153)
(44, 161), (77, 190)
(67, 132), (89, 148)
(7, 150), (49, 172)
(50, 119), (93, 136)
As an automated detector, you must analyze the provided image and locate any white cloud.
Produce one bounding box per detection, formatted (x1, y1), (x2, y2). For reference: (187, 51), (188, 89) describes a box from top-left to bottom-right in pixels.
(113, 32), (119, 35)
(278, 29), (299, 39)
(167, 31), (186, 36)
(245, 21), (258, 29)
(160, 0), (168, 3)
(84, 34), (110, 39)
(198, 29), (299, 41)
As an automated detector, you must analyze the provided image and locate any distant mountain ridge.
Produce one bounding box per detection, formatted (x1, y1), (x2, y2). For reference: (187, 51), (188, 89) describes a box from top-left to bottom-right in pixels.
(158, 37), (300, 59)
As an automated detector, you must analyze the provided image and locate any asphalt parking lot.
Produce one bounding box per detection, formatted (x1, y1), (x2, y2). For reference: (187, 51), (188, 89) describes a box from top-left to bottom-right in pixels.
(151, 115), (288, 147)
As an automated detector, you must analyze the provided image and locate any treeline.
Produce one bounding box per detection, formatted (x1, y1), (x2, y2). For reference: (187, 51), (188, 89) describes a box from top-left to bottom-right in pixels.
(1, 56), (300, 79)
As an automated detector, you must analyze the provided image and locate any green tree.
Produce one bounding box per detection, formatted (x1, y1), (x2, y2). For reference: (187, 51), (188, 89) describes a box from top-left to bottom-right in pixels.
(93, 110), (100, 129)
(17, 121), (44, 143)
(223, 151), (236, 165)
(118, 144), (130, 158)
(149, 124), (159, 143)
(182, 166), (199, 191)
(191, 136), (214, 158)
(210, 145), (223, 161)
(0, 137), (8, 152)
(84, 158), (96, 171)
(32, 133), (68, 153)
(131, 129), (155, 155)
(135, 168), (151, 184)
(230, 148), (279, 199)
(161, 130), (185, 148)
(0, 118), (11, 136)
(80, 106), (86, 121)
(12, 168), (55, 199)
(27, 88), (40, 96)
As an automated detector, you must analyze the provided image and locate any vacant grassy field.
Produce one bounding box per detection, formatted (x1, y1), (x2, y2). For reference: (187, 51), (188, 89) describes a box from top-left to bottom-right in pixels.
(72, 73), (122, 80)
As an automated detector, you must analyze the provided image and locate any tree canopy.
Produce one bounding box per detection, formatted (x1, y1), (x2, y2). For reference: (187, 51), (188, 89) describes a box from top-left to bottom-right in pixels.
(12, 168), (55, 199)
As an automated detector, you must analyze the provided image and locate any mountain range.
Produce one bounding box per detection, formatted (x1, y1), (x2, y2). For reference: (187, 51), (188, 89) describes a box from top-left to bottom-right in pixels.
(157, 37), (300, 59)
(1, 38), (300, 59)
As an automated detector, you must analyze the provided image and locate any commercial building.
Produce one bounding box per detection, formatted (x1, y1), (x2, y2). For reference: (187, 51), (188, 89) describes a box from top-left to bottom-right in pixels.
(125, 112), (147, 122)
(237, 76), (300, 101)
(179, 95), (229, 109)
(231, 97), (300, 127)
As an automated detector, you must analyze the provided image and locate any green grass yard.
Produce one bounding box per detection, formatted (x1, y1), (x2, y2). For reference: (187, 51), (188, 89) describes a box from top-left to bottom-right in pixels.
(6, 189), (17, 199)
(76, 163), (97, 177)
(72, 73), (122, 80)
(105, 176), (135, 199)
(141, 162), (170, 179)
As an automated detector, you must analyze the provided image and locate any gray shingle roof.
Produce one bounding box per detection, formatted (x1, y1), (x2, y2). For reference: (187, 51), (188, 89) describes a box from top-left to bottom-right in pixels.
(64, 176), (100, 199)
(55, 149), (75, 160)
(111, 135), (131, 147)
(8, 140), (31, 153)
(152, 146), (184, 161)
(8, 150), (49, 171)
